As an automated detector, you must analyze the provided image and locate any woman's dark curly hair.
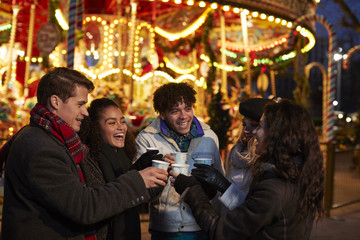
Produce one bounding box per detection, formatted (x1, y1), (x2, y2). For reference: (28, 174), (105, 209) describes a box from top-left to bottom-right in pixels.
(79, 98), (136, 161)
(153, 82), (196, 113)
(251, 99), (324, 220)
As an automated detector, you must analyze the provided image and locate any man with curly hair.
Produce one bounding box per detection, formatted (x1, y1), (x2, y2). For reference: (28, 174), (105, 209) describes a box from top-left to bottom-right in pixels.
(135, 82), (224, 240)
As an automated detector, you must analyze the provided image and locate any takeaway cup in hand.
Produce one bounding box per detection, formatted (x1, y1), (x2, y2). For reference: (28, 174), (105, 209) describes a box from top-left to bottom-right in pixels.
(194, 157), (212, 165)
(170, 152), (187, 164)
(152, 160), (170, 171)
(171, 164), (190, 176)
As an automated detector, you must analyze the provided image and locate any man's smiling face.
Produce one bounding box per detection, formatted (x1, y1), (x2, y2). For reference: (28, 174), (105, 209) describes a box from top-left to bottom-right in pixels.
(160, 101), (194, 135)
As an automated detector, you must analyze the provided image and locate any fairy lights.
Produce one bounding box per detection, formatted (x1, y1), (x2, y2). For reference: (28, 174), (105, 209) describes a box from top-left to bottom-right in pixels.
(0, 24), (11, 32)
(163, 57), (199, 74)
(46, 0), (316, 86)
(55, 9), (69, 30)
(154, 7), (211, 41)
(133, 22), (155, 74)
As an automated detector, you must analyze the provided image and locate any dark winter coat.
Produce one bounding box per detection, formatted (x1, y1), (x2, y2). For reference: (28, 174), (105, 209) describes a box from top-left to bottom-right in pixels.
(184, 170), (314, 239)
(81, 143), (141, 240)
(1, 123), (149, 240)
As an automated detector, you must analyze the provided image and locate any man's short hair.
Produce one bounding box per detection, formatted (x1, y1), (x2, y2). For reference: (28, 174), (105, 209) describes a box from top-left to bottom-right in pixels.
(153, 82), (196, 113)
(37, 67), (95, 105)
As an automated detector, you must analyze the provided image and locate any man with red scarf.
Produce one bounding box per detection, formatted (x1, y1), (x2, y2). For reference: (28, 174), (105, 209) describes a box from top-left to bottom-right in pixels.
(0, 67), (168, 240)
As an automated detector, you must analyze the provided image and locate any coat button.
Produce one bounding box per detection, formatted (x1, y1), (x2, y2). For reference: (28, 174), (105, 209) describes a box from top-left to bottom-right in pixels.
(140, 196), (144, 201)
(131, 200), (136, 206)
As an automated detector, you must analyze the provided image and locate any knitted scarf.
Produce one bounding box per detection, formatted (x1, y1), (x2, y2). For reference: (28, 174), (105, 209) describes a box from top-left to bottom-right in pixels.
(30, 104), (97, 239)
(0, 104), (97, 238)
(30, 104), (88, 182)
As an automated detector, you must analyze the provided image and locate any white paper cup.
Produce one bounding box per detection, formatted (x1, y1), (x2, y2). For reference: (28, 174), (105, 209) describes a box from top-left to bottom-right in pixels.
(171, 164), (190, 175)
(194, 158), (212, 165)
(170, 152), (188, 164)
(152, 160), (170, 170)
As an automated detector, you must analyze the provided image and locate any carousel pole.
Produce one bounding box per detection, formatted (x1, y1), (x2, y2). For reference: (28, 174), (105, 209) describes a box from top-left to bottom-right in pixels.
(128, 0), (138, 104)
(192, 32), (201, 116)
(150, 0), (157, 91)
(76, 0), (83, 31)
(117, 0), (123, 86)
(3, 4), (21, 95)
(24, 3), (36, 98)
(241, 9), (252, 96)
(66, 0), (77, 69)
(220, 10), (227, 99)
(270, 70), (276, 97)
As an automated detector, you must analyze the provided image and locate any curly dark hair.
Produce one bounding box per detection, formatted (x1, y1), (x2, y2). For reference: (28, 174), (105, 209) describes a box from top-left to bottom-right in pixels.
(79, 98), (136, 161)
(153, 82), (196, 113)
(252, 99), (324, 220)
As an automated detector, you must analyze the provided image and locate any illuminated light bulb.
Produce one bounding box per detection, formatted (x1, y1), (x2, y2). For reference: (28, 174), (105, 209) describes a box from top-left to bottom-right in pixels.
(199, 1), (206, 7)
(233, 8), (240, 13)
(210, 3), (217, 9)
(223, 5), (230, 11)
(252, 12), (259, 17)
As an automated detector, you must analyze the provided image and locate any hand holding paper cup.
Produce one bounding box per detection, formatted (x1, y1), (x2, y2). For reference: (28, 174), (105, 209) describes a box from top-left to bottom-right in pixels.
(171, 164), (190, 175)
(194, 157), (212, 165)
(152, 160), (170, 171)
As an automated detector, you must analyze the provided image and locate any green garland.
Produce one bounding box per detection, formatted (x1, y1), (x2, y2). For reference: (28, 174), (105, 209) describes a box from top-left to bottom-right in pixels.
(155, 35), (202, 54)
(207, 91), (231, 151)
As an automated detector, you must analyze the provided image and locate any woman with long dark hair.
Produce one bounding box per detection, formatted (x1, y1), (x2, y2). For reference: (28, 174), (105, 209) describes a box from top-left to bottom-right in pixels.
(171, 99), (325, 239)
(79, 98), (163, 240)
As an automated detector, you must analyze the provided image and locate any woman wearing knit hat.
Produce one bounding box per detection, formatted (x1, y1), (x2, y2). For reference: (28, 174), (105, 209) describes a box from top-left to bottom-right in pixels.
(190, 97), (272, 212)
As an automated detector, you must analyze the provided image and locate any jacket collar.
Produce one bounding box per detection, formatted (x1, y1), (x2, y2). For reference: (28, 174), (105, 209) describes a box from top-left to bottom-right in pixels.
(143, 116), (210, 134)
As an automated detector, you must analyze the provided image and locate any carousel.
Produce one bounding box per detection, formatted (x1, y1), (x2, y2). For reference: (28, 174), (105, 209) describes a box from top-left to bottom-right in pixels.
(0, 0), (320, 141)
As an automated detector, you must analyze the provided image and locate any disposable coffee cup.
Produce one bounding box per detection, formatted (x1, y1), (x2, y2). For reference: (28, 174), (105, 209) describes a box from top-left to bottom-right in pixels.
(152, 160), (170, 170)
(170, 152), (187, 164)
(194, 157), (212, 165)
(171, 164), (190, 175)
